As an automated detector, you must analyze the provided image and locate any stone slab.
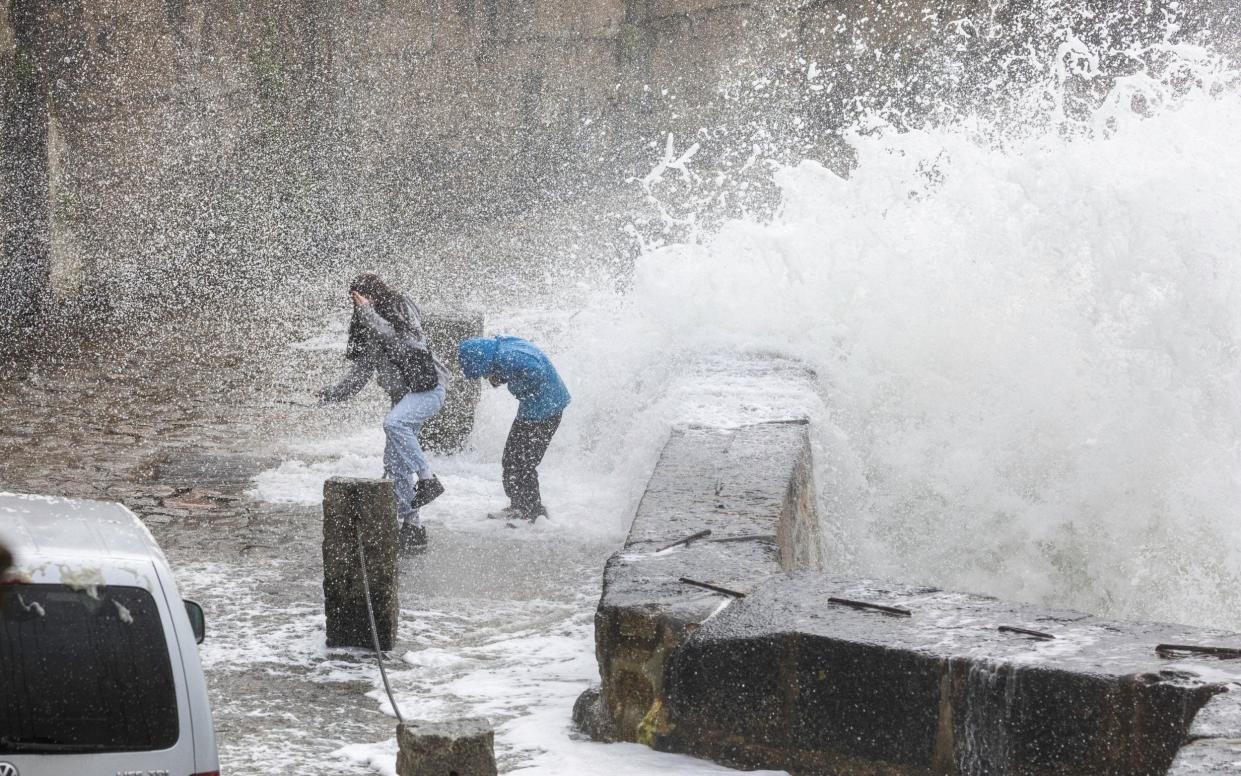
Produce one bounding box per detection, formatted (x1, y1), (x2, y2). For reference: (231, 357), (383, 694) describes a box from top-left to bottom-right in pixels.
(573, 369), (1241, 774)
(580, 419), (819, 743)
(322, 477), (400, 651)
(396, 718), (497, 776)
(420, 311), (483, 454)
(662, 572), (1241, 775)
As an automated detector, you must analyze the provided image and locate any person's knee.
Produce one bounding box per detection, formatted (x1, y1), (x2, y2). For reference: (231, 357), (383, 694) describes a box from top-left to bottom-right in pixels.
(504, 452), (534, 474)
(383, 411), (408, 436)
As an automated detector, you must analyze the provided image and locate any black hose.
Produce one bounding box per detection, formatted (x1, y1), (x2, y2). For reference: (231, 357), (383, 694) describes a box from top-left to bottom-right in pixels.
(354, 521), (406, 724)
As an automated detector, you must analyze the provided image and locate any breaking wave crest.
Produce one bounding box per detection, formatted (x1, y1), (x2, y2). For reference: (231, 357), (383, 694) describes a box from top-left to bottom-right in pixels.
(560, 18), (1241, 628)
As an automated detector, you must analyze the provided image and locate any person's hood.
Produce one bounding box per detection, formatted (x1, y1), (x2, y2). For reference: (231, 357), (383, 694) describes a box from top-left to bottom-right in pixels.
(457, 337), (498, 380)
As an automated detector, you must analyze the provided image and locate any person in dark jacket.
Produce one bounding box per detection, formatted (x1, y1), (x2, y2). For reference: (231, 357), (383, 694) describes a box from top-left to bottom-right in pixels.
(317, 273), (450, 549)
(457, 336), (570, 522)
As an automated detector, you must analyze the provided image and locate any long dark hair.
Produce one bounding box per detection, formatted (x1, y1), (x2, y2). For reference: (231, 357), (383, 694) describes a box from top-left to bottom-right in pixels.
(345, 272), (414, 360)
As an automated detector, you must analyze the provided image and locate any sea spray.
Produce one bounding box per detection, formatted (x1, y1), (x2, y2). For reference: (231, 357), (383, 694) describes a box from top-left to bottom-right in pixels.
(561, 28), (1241, 628)
(260, 6), (1241, 631)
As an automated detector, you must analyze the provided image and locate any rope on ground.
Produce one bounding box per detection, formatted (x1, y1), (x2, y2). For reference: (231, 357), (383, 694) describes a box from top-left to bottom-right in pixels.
(353, 520), (406, 724)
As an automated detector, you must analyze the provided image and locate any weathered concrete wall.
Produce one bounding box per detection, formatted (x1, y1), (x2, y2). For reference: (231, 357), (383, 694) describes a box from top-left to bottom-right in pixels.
(575, 419), (820, 743)
(0, 0), (341, 309)
(0, 1), (50, 348)
(3, 0), (1237, 340)
(0, 0), (1008, 327)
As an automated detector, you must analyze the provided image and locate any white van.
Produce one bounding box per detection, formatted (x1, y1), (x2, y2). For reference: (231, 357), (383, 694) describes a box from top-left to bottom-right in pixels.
(0, 492), (219, 776)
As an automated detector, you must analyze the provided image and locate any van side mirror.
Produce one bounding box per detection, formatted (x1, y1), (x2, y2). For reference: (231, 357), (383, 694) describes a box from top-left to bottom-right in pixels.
(183, 599), (206, 644)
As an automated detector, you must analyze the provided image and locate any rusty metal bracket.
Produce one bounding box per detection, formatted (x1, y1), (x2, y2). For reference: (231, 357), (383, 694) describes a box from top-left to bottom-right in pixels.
(998, 625), (1056, 641)
(827, 597), (912, 617)
(709, 534), (777, 544)
(679, 577), (747, 598)
(657, 529), (713, 553)
(1156, 643), (1241, 660)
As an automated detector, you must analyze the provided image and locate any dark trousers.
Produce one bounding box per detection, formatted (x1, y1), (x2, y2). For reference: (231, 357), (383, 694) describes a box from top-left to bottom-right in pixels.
(502, 413), (562, 515)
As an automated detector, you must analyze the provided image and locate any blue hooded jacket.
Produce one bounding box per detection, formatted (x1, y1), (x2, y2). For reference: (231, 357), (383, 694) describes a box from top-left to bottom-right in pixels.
(457, 336), (571, 421)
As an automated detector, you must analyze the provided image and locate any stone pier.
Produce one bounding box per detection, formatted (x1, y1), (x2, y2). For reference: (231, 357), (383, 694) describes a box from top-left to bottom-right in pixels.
(574, 419), (820, 744)
(322, 477), (400, 651)
(575, 414), (1241, 775)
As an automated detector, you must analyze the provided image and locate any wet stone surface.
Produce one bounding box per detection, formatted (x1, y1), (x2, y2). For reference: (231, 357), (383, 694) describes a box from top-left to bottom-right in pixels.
(663, 573), (1241, 775)
(396, 717), (498, 776)
(322, 477), (400, 651)
(581, 420), (820, 744)
(1169, 689), (1241, 775)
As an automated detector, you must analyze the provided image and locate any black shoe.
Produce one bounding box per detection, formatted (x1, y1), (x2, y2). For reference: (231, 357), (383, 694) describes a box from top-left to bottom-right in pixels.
(488, 506), (527, 521)
(508, 506), (553, 523)
(410, 476), (444, 510)
(398, 522), (427, 554)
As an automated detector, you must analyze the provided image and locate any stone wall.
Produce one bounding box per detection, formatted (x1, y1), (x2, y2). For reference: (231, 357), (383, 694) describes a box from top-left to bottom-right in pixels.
(2, 0), (1236, 343)
(0, 0), (1014, 337)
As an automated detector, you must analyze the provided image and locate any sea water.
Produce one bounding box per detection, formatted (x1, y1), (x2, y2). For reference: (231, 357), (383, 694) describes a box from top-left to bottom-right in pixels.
(246, 12), (1241, 774)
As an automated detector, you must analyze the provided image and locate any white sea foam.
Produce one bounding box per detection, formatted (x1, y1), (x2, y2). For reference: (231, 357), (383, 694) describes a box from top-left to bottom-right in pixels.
(541, 37), (1241, 630)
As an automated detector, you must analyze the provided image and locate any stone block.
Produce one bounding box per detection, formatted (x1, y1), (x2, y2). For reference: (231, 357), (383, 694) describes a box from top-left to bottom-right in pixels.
(661, 572), (1235, 775)
(396, 718), (497, 776)
(573, 362), (1241, 774)
(322, 477), (400, 651)
(580, 418), (819, 744)
(571, 685), (614, 741)
(420, 311), (484, 453)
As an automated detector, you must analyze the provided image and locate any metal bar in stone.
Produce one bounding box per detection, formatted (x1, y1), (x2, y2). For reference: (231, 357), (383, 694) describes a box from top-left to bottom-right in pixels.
(709, 534), (777, 544)
(1156, 643), (1241, 660)
(657, 529), (713, 552)
(998, 625), (1056, 641)
(679, 577), (747, 598)
(827, 597), (913, 617)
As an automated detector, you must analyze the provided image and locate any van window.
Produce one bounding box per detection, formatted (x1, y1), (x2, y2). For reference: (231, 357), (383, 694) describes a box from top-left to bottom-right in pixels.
(0, 584), (179, 753)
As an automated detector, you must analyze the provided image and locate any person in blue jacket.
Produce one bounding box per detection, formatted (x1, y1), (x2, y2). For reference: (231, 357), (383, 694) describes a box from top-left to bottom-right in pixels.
(457, 336), (570, 522)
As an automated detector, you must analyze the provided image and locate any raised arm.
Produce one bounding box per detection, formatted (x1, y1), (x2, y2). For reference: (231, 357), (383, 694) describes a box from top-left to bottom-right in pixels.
(317, 357), (374, 403)
(355, 304), (401, 348)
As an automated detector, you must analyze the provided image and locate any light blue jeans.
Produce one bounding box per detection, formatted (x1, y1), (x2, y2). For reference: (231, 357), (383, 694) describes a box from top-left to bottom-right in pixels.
(383, 384), (446, 525)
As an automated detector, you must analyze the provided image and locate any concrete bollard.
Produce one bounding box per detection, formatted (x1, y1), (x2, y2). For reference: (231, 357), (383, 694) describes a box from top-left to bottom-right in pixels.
(396, 719), (497, 776)
(322, 477), (400, 651)
(420, 312), (484, 453)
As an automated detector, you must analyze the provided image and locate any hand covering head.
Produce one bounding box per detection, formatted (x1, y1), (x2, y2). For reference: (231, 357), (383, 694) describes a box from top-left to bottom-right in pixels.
(345, 272), (414, 360)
